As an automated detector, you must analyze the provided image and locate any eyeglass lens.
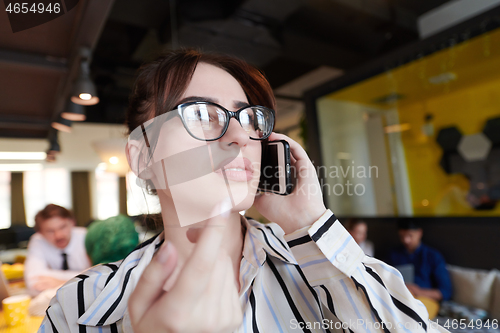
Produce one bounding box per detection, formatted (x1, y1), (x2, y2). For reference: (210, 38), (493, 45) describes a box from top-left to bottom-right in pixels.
(182, 103), (272, 140)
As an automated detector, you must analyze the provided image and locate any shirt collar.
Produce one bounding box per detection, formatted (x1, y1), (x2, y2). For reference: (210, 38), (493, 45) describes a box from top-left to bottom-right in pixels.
(242, 216), (297, 267)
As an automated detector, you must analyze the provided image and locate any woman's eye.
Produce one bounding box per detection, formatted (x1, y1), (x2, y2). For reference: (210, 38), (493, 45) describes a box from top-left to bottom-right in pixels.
(240, 111), (254, 125)
(197, 110), (207, 120)
(187, 109), (208, 122)
(248, 113), (255, 123)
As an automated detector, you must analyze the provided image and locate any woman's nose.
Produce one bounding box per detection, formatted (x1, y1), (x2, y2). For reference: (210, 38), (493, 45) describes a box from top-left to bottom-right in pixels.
(222, 118), (250, 147)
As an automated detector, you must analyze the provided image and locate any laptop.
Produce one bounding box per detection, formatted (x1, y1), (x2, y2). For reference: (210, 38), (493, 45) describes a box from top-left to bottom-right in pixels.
(395, 264), (415, 284)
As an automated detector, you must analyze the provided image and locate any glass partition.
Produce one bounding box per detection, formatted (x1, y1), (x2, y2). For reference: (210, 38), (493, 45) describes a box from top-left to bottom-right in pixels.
(316, 26), (500, 216)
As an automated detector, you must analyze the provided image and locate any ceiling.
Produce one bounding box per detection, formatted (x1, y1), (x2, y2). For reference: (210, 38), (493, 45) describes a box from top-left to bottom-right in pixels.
(0, 0), (114, 140)
(0, 0), (452, 142)
(325, 25), (500, 112)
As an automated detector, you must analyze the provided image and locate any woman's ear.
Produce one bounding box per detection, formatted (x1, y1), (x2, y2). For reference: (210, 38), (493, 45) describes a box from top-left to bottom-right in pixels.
(126, 140), (154, 179)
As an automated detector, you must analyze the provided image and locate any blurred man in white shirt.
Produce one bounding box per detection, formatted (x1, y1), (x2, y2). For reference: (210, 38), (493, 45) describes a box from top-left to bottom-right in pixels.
(24, 204), (91, 296)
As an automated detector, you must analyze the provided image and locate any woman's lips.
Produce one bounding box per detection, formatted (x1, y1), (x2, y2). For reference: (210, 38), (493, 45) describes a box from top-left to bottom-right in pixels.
(215, 157), (253, 181)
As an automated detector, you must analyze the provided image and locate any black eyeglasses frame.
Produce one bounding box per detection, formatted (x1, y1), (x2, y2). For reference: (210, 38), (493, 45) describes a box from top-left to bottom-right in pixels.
(172, 101), (275, 142)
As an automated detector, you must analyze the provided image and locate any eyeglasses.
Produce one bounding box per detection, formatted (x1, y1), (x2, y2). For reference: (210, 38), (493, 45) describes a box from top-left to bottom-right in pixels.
(173, 101), (275, 141)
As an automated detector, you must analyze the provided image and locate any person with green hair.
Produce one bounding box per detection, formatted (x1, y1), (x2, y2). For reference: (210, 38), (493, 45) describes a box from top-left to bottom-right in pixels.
(85, 215), (139, 265)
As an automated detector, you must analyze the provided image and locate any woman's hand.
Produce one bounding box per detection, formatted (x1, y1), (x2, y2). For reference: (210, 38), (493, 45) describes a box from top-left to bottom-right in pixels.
(128, 217), (243, 333)
(253, 132), (327, 234)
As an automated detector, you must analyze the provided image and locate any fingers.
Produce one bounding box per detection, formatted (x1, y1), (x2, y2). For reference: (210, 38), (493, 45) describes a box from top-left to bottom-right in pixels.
(186, 226), (203, 243)
(268, 132), (316, 191)
(230, 284), (244, 332)
(200, 255), (242, 333)
(219, 256), (243, 331)
(268, 132), (309, 162)
(167, 203), (229, 307)
(130, 200), (244, 333)
(128, 242), (177, 322)
(204, 255), (232, 329)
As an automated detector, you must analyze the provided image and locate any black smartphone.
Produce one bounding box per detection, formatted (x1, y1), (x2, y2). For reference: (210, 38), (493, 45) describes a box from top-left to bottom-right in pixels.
(258, 140), (294, 195)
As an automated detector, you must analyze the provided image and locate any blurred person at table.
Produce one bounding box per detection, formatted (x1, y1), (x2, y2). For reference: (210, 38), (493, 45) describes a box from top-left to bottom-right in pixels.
(388, 220), (452, 318)
(29, 214), (140, 316)
(24, 204), (91, 296)
(346, 218), (374, 257)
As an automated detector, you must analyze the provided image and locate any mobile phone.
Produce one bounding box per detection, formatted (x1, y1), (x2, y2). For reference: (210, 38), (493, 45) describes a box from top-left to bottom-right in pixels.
(258, 140), (294, 195)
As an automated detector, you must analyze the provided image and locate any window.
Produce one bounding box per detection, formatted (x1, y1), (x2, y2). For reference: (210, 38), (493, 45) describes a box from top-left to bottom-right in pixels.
(24, 169), (71, 227)
(0, 172), (10, 229)
(313, 25), (500, 216)
(94, 169), (119, 220)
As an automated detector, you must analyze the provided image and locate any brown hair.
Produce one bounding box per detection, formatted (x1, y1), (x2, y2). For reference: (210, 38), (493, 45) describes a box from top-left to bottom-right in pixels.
(126, 48), (276, 135)
(34, 204), (74, 231)
(126, 49), (276, 198)
(346, 218), (367, 231)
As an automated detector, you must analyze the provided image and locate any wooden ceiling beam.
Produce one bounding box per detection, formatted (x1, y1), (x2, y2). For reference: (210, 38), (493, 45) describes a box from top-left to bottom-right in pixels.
(0, 49), (67, 73)
(0, 115), (51, 130)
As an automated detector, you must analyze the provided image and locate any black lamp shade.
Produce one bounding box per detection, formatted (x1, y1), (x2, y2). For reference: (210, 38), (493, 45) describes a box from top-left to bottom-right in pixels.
(47, 129), (61, 160)
(51, 115), (72, 133)
(48, 139), (61, 153)
(62, 102), (86, 121)
(70, 61), (99, 106)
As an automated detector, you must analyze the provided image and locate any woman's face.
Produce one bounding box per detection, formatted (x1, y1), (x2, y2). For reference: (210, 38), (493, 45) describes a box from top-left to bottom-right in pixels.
(350, 223), (367, 244)
(147, 62), (262, 226)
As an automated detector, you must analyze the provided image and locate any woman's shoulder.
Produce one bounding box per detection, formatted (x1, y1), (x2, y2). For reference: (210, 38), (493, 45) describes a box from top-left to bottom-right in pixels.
(58, 261), (122, 296)
(44, 262), (123, 329)
(46, 237), (161, 331)
(51, 234), (164, 318)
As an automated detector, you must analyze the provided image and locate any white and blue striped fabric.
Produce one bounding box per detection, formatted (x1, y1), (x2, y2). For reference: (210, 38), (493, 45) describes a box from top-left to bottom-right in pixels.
(39, 210), (450, 333)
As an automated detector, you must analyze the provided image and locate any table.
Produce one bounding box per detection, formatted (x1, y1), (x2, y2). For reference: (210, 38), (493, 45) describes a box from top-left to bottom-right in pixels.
(0, 268), (44, 332)
(0, 313), (43, 332)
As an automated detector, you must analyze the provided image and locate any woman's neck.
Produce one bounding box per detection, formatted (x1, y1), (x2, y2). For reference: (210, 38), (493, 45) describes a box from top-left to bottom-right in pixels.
(158, 193), (245, 291)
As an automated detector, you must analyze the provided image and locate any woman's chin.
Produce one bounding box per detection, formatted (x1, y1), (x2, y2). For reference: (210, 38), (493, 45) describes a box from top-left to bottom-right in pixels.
(153, 172), (258, 227)
(231, 191), (256, 213)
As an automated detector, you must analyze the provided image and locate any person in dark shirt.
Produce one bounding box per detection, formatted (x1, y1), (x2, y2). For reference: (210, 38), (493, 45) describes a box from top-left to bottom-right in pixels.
(389, 220), (452, 317)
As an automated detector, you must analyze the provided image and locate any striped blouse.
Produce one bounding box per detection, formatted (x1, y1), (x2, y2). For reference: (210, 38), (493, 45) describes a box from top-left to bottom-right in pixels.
(39, 210), (449, 333)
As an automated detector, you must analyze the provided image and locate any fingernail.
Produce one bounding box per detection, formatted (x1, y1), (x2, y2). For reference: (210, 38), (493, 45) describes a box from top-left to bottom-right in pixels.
(157, 241), (172, 263)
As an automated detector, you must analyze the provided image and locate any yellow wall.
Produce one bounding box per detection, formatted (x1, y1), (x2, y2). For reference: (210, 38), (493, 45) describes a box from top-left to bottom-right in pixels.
(324, 27), (500, 216)
(400, 80), (500, 216)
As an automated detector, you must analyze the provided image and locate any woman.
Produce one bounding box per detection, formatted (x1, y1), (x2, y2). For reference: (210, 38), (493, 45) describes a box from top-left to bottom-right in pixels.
(40, 50), (448, 332)
(346, 218), (374, 257)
